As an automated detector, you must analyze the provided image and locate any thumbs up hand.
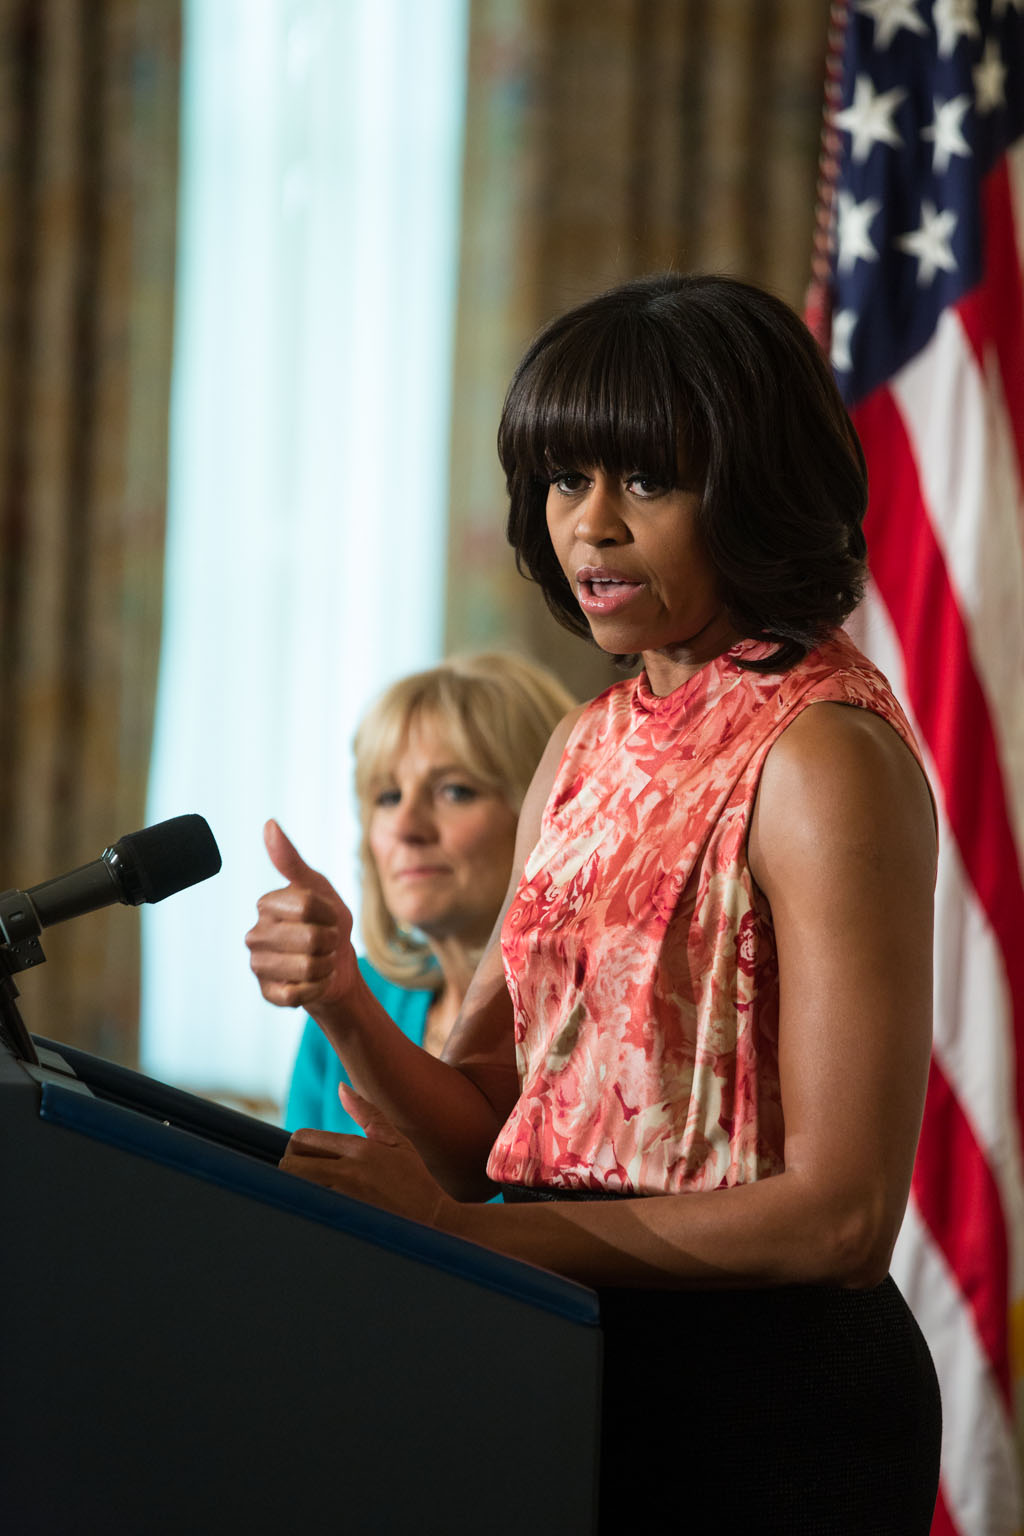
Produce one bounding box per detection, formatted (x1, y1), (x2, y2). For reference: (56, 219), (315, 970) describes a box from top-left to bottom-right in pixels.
(245, 819), (358, 1010)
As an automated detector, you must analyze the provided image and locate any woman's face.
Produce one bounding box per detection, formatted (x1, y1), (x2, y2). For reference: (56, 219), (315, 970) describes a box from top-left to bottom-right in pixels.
(367, 714), (519, 950)
(545, 465), (738, 692)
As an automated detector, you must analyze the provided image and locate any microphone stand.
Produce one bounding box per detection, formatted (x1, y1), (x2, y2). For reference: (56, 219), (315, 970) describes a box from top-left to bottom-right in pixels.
(0, 888), (45, 1065)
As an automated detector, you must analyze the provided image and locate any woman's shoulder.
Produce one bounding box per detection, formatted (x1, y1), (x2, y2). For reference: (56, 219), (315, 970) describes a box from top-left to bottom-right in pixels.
(756, 692), (937, 867)
(780, 629), (925, 766)
(752, 633), (937, 876)
(787, 629), (898, 705)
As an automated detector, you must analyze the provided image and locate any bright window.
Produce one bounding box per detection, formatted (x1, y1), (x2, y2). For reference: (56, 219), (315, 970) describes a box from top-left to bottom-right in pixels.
(143, 0), (468, 1109)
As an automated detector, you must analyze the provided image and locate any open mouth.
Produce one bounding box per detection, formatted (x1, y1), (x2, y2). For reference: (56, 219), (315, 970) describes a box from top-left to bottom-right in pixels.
(577, 571), (644, 614)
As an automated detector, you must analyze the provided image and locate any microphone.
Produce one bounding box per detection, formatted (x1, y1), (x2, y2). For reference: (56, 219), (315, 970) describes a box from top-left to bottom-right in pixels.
(0, 814), (221, 1066)
(0, 814), (222, 948)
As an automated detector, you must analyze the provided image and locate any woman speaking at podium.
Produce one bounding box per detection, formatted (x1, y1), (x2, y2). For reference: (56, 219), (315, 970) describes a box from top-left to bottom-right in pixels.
(247, 274), (941, 1534)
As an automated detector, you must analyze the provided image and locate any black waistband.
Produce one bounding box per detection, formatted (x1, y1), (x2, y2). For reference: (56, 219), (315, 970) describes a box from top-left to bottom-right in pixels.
(500, 1182), (638, 1203)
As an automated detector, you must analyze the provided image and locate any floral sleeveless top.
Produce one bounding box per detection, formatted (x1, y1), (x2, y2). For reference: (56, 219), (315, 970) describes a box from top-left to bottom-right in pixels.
(486, 630), (925, 1196)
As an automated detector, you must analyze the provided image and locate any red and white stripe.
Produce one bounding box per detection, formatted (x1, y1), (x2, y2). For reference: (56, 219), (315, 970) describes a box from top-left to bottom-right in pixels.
(845, 137), (1024, 1536)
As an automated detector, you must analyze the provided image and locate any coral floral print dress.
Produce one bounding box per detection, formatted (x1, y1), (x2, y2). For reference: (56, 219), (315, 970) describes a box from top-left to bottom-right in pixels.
(487, 628), (926, 1197)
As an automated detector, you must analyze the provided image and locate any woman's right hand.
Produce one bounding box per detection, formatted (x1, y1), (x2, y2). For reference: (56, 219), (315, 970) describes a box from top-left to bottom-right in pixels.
(245, 820), (358, 1011)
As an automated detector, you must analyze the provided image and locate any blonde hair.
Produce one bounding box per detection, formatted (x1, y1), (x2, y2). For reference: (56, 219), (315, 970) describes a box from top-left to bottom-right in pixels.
(355, 652), (575, 987)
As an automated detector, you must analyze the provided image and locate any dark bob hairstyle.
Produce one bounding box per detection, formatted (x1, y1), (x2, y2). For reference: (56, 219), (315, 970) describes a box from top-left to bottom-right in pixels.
(498, 272), (868, 672)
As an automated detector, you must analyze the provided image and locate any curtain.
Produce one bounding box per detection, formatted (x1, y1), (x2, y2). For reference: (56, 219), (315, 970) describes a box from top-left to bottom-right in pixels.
(0, 0), (180, 1062)
(445, 0), (830, 701)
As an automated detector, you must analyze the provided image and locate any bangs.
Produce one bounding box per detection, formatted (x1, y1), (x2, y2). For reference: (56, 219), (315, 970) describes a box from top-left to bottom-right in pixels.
(501, 314), (702, 488)
(354, 684), (504, 813)
(353, 701), (407, 808)
(411, 701), (507, 796)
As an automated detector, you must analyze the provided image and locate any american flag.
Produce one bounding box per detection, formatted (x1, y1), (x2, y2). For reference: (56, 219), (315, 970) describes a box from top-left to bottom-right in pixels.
(807, 2), (1024, 1532)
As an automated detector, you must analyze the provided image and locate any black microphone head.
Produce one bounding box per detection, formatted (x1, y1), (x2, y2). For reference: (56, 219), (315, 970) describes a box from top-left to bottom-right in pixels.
(110, 815), (222, 905)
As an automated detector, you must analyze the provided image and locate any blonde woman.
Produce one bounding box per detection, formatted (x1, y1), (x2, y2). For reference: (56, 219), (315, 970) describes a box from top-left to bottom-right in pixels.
(251, 653), (574, 1134)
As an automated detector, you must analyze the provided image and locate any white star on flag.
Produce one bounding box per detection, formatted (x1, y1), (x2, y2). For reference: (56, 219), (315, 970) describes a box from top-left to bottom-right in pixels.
(934, 0), (981, 59)
(834, 74), (907, 162)
(854, 0), (928, 49)
(895, 200), (959, 284)
(830, 310), (858, 373)
(837, 191), (882, 270)
(921, 95), (973, 174)
(974, 39), (1008, 112)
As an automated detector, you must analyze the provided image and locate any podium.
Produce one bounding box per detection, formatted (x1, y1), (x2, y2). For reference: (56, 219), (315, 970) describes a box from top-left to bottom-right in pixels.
(0, 1034), (601, 1535)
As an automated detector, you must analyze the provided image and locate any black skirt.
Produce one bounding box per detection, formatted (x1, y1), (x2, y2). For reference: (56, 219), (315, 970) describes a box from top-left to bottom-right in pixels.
(502, 1186), (941, 1534)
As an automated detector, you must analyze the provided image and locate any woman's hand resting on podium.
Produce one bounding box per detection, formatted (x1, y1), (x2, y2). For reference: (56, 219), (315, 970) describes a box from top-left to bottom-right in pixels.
(280, 1082), (456, 1228)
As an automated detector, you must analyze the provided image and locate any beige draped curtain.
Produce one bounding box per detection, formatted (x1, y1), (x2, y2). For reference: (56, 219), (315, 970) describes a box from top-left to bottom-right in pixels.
(445, 0), (830, 702)
(0, 0), (179, 1061)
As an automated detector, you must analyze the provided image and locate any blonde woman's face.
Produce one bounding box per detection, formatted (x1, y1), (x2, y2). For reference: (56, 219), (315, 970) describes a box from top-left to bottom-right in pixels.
(367, 716), (518, 949)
